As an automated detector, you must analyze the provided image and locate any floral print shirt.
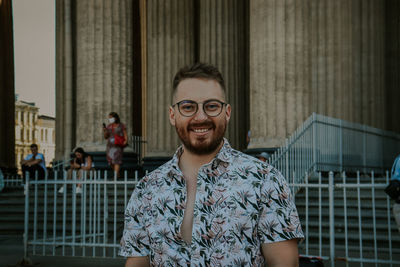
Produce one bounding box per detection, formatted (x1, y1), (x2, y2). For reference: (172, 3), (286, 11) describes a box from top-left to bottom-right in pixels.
(119, 139), (304, 266)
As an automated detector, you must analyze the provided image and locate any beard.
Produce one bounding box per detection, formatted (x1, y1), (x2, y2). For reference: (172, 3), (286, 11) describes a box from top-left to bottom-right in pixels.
(175, 119), (227, 155)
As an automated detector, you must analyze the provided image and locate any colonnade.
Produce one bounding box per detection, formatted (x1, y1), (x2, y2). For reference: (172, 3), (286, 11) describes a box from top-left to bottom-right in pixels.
(27, 0), (400, 162)
(56, 0), (134, 159)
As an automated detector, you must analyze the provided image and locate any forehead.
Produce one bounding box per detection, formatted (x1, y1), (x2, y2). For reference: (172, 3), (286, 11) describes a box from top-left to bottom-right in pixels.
(174, 78), (225, 102)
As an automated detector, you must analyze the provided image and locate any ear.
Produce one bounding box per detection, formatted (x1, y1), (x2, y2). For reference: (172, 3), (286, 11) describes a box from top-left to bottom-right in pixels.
(225, 104), (231, 123)
(169, 106), (176, 126)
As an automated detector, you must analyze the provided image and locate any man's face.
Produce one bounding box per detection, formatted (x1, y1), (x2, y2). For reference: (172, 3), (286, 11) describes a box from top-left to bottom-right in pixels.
(169, 78), (231, 155)
(31, 147), (38, 155)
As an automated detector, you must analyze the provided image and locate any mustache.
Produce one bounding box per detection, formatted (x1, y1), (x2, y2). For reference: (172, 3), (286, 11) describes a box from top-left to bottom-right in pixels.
(187, 121), (215, 130)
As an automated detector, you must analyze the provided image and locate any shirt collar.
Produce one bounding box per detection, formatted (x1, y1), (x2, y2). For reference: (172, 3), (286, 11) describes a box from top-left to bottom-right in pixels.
(169, 138), (234, 176)
(215, 138), (234, 164)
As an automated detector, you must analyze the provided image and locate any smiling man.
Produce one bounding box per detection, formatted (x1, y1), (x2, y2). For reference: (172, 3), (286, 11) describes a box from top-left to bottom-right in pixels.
(119, 63), (304, 266)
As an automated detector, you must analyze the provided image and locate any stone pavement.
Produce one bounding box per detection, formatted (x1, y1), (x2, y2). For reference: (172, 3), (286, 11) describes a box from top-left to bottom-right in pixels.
(0, 235), (125, 267)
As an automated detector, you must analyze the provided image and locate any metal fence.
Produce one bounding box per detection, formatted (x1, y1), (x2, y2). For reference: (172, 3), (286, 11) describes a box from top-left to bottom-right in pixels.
(23, 170), (139, 259)
(3, 174), (24, 188)
(23, 170), (400, 266)
(295, 171), (400, 267)
(130, 135), (147, 164)
(268, 113), (400, 185)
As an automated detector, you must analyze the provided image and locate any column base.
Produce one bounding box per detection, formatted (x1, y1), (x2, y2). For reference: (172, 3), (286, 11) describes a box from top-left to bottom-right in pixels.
(247, 137), (285, 149)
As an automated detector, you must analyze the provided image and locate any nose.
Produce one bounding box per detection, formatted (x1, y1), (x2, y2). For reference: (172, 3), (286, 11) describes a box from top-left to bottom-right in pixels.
(193, 104), (208, 121)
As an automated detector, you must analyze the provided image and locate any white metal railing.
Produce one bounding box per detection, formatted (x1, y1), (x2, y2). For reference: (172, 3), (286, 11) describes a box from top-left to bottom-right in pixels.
(23, 170), (140, 259)
(22, 169), (400, 266)
(294, 171), (400, 267)
(3, 174), (24, 188)
(268, 113), (400, 185)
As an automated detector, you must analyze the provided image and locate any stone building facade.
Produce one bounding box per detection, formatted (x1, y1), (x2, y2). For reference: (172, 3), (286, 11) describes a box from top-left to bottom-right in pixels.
(36, 115), (56, 167)
(15, 100), (39, 167)
(15, 100), (56, 171)
(55, 0), (400, 161)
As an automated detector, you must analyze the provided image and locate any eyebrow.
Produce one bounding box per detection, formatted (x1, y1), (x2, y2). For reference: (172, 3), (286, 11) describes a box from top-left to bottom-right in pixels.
(176, 98), (224, 103)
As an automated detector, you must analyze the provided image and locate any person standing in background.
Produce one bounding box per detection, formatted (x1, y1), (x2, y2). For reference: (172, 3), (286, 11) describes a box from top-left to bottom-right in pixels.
(103, 112), (127, 178)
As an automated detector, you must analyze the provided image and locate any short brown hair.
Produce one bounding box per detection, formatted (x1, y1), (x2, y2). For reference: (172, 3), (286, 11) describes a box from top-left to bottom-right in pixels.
(172, 62), (226, 97)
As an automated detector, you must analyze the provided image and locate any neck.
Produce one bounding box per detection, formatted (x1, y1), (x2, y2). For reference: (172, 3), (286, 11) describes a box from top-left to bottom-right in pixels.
(180, 141), (224, 169)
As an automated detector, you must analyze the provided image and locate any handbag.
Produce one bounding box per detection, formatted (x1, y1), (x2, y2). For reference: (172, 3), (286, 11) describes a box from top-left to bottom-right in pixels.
(111, 126), (127, 147)
(384, 179), (400, 201)
(114, 134), (126, 147)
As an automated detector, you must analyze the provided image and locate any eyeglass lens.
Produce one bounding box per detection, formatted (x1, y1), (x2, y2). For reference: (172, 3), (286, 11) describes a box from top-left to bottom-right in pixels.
(178, 100), (224, 117)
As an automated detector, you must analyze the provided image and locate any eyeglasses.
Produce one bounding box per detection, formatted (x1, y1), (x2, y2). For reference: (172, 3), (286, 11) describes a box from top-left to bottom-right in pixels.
(172, 99), (227, 117)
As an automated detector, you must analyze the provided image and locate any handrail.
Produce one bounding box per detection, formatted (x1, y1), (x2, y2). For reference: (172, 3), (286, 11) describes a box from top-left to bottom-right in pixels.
(268, 113), (400, 185)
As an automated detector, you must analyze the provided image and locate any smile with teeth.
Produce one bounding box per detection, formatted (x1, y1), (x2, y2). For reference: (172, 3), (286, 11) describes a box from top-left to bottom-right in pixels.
(193, 128), (211, 133)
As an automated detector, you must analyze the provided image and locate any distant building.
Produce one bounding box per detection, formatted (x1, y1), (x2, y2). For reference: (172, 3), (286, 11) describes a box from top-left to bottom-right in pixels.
(15, 100), (39, 168)
(15, 100), (55, 171)
(36, 115), (56, 166)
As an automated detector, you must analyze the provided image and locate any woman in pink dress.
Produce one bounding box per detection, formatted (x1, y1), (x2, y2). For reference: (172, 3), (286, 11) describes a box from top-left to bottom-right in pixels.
(103, 112), (127, 177)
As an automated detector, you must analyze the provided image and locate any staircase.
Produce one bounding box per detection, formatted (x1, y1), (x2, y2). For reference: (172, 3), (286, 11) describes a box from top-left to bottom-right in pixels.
(294, 171), (400, 263)
(0, 183), (135, 238)
(0, 186), (25, 235)
(1, 172), (400, 263)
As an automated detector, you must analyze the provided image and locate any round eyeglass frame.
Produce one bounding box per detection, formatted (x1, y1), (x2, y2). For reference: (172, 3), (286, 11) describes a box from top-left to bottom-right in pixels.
(172, 99), (227, 117)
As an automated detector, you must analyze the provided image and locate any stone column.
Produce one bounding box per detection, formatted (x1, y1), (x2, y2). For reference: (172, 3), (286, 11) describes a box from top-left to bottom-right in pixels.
(145, 0), (195, 157)
(55, 0), (75, 160)
(75, 0), (133, 151)
(56, 0), (134, 158)
(249, 0), (304, 148)
(249, 0), (389, 149)
(341, 0), (386, 129)
(385, 0), (400, 133)
(0, 0), (16, 170)
(198, 0), (248, 150)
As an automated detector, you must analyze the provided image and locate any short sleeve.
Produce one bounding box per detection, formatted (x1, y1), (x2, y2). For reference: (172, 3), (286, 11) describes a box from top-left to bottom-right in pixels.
(119, 184), (151, 257)
(257, 167), (304, 243)
(35, 154), (44, 161)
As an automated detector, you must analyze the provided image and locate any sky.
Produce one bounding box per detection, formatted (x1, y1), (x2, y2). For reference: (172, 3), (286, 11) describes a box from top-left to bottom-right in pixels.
(13, 0), (55, 117)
